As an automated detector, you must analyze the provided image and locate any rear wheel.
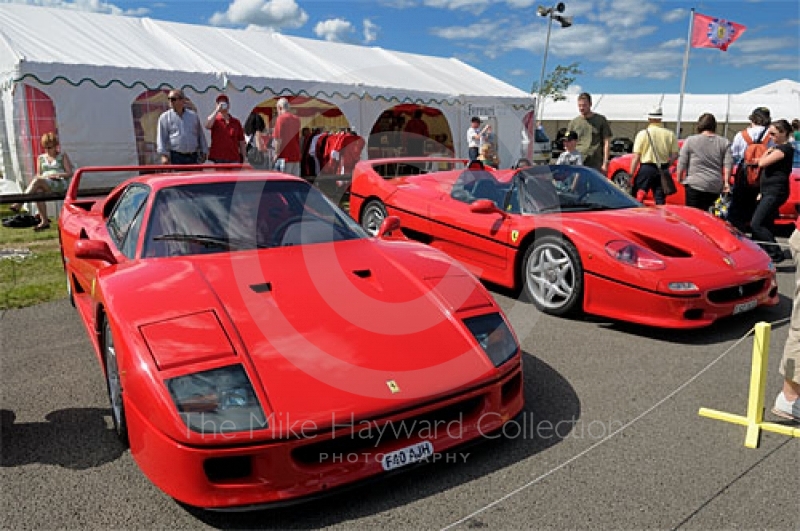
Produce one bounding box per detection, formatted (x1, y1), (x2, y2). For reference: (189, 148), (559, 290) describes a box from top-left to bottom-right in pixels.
(103, 316), (128, 445)
(612, 171), (632, 195)
(521, 235), (583, 316)
(361, 200), (387, 237)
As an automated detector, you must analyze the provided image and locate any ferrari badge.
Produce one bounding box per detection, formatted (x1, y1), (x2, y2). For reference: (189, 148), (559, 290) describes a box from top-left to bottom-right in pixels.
(386, 380), (401, 394)
(511, 230), (519, 243)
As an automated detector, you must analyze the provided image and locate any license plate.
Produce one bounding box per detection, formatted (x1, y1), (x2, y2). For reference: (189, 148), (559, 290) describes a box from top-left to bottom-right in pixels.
(733, 299), (758, 315)
(381, 441), (434, 471)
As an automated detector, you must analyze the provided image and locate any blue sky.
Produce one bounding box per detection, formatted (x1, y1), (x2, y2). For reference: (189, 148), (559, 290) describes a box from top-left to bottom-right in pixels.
(4, 0), (799, 95)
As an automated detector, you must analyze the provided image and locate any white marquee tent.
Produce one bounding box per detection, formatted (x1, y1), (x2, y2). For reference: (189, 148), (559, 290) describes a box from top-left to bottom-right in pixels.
(538, 79), (800, 141)
(0, 4), (534, 186)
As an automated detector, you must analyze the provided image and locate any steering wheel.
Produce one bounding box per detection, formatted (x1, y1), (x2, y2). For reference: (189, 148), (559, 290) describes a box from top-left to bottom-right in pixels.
(270, 215), (304, 247)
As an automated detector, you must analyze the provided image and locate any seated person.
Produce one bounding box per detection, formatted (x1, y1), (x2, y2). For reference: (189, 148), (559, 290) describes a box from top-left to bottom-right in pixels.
(451, 167), (496, 203)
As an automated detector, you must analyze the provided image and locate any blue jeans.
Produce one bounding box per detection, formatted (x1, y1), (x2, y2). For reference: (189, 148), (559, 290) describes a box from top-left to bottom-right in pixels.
(750, 191), (788, 260)
(169, 151), (199, 165)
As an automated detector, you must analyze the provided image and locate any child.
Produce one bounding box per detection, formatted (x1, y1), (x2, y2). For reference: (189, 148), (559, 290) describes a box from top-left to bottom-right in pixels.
(556, 131), (583, 166)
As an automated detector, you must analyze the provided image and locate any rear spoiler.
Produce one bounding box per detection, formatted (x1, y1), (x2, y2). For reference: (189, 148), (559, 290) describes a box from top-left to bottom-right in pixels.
(64, 163), (248, 203)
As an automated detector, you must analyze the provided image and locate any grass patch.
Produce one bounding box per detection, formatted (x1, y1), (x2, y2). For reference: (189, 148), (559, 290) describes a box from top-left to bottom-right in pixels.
(0, 207), (65, 309)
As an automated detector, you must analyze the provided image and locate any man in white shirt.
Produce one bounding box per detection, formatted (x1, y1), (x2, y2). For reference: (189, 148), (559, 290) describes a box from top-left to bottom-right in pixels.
(157, 89), (208, 165)
(467, 117), (484, 161)
(728, 107), (772, 232)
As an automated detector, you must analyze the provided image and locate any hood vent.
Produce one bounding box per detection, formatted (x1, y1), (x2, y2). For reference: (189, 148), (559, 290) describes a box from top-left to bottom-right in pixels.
(631, 234), (692, 258)
(250, 282), (272, 293)
(352, 269), (372, 278)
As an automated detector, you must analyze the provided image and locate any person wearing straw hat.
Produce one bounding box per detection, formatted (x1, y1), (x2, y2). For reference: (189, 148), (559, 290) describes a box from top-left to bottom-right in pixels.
(629, 105), (678, 204)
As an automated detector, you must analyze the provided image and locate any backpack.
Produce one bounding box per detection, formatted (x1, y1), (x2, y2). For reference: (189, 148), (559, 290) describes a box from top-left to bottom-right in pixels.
(735, 128), (769, 187)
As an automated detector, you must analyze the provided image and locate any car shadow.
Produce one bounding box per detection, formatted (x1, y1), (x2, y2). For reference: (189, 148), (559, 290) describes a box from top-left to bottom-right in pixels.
(484, 282), (793, 346)
(182, 352), (580, 529)
(0, 407), (125, 469)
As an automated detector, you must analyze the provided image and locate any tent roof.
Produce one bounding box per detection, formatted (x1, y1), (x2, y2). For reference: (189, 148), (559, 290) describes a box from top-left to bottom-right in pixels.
(0, 4), (532, 106)
(540, 81), (800, 124)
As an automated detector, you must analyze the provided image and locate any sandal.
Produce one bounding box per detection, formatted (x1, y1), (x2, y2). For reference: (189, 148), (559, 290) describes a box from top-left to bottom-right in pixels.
(33, 223), (51, 232)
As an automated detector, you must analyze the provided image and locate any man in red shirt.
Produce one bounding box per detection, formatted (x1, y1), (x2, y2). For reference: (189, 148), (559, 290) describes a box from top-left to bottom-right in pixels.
(205, 94), (245, 164)
(404, 109), (429, 156)
(273, 97), (302, 176)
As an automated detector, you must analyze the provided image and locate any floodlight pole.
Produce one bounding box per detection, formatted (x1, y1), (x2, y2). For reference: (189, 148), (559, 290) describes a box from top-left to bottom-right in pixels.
(536, 9), (556, 125)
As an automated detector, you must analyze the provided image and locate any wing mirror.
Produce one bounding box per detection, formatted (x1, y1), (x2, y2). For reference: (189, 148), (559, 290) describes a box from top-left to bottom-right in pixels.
(75, 239), (117, 264)
(470, 199), (505, 215)
(377, 215), (402, 239)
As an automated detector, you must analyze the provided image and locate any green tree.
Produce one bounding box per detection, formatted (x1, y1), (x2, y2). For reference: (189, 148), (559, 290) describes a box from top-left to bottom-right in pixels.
(531, 62), (582, 119)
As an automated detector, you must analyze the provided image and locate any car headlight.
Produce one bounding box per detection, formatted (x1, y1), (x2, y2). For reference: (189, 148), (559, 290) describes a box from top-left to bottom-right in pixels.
(605, 240), (666, 270)
(464, 313), (519, 368)
(166, 364), (267, 434)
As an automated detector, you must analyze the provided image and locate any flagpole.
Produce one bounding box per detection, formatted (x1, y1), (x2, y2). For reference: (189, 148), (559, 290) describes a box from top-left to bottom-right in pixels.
(675, 8), (694, 139)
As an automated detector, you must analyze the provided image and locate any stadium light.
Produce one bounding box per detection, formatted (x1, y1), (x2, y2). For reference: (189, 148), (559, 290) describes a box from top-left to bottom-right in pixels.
(535, 3), (572, 124)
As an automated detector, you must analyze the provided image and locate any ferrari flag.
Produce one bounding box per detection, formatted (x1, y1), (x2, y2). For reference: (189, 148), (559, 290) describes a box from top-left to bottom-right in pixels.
(691, 12), (746, 51)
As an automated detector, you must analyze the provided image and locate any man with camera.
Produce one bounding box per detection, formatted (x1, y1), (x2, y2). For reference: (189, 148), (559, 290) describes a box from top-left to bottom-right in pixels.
(205, 94), (246, 164)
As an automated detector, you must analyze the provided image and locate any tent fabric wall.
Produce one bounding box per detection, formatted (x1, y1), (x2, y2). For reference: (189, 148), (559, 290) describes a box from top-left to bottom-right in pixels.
(0, 4), (534, 186)
(540, 82), (800, 142)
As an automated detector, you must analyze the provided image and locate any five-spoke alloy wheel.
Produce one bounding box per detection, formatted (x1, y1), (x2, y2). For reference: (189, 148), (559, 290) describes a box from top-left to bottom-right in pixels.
(522, 235), (583, 316)
(361, 200), (387, 237)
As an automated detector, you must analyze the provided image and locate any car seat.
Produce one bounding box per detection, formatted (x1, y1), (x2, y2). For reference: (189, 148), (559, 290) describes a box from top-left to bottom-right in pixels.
(472, 179), (502, 206)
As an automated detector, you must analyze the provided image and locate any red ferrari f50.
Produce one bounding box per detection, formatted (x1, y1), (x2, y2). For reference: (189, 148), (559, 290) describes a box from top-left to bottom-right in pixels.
(349, 158), (779, 329)
(58, 165), (524, 509)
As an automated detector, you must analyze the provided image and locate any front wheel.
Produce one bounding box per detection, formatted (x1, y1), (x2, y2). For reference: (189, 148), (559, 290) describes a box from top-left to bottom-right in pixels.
(103, 317), (128, 446)
(612, 171), (632, 195)
(521, 235), (583, 316)
(360, 200), (387, 237)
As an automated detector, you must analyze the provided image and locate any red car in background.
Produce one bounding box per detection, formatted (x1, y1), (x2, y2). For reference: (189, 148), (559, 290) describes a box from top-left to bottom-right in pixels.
(350, 158), (778, 329)
(606, 143), (800, 223)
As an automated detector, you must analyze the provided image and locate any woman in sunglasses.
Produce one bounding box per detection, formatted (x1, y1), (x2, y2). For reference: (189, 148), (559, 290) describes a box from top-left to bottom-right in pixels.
(750, 119), (794, 263)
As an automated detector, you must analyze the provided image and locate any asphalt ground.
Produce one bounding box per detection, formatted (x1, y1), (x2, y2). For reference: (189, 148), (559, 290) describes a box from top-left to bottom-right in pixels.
(1, 239), (798, 530)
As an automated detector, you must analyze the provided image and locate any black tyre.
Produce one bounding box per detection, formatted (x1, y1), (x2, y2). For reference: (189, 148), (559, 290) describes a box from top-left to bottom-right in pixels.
(66, 275), (75, 308)
(361, 200), (387, 237)
(521, 235), (583, 316)
(612, 171), (632, 195)
(103, 316), (128, 445)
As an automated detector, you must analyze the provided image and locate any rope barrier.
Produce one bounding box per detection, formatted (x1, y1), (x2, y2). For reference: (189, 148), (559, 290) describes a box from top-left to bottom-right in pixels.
(441, 315), (796, 529)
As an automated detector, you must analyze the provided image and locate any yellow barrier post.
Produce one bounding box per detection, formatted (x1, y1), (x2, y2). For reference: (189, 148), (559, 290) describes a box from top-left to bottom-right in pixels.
(744, 322), (770, 448)
(699, 321), (800, 448)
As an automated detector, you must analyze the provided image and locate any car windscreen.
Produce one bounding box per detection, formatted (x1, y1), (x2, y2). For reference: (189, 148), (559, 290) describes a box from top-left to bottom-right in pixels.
(143, 180), (367, 258)
(515, 165), (641, 214)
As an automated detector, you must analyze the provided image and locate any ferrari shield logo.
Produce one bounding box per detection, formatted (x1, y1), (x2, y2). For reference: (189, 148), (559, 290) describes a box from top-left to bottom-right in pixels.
(386, 380), (400, 394)
(511, 230), (519, 243)
(723, 256), (735, 267)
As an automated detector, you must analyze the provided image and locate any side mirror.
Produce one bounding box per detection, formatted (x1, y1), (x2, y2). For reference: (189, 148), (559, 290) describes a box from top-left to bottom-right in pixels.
(377, 215), (402, 238)
(75, 239), (117, 265)
(470, 199), (504, 215)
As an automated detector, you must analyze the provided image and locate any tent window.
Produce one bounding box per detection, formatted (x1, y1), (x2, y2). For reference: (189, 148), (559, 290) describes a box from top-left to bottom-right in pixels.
(132, 90), (169, 166)
(18, 85), (57, 179)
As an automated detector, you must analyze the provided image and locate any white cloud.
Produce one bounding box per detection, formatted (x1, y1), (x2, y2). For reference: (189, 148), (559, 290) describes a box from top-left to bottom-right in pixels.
(660, 38), (685, 49)
(505, 0), (536, 8)
(430, 21), (499, 40)
(363, 18), (379, 43)
(509, 68), (527, 76)
(313, 18), (356, 42)
(423, 0), (492, 15)
(2, 0), (148, 16)
(209, 0), (308, 29)
(596, 48), (683, 80)
(662, 8), (686, 24)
